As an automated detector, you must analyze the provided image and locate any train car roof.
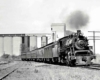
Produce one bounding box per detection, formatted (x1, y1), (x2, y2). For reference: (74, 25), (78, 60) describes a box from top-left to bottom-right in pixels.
(31, 36), (70, 52)
(31, 41), (58, 52)
(58, 36), (69, 41)
(31, 42), (54, 51)
(58, 33), (77, 41)
(31, 33), (77, 52)
(44, 42), (54, 48)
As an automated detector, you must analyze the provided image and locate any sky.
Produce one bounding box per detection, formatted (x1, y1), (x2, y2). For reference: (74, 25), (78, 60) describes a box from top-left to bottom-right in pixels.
(0, 0), (100, 56)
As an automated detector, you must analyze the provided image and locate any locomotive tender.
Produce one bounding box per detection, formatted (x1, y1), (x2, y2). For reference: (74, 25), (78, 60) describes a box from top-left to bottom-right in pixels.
(21, 30), (95, 66)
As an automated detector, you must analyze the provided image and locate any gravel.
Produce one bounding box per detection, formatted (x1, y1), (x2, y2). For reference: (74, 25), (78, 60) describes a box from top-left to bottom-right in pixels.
(2, 61), (100, 80)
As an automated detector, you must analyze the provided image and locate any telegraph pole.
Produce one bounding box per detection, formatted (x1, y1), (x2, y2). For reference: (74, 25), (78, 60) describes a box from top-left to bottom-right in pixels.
(11, 37), (13, 56)
(2, 37), (4, 55)
(88, 31), (100, 55)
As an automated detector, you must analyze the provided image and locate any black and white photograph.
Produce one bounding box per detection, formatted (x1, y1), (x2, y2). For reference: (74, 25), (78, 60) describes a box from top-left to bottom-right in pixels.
(0, 0), (100, 80)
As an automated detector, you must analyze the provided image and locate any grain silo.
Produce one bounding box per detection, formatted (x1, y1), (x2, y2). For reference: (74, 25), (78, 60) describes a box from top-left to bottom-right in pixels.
(30, 36), (37, 50)
(51, 23), (66, 41)
(41, 36), (48, 47)
(21, 36), (30, 52)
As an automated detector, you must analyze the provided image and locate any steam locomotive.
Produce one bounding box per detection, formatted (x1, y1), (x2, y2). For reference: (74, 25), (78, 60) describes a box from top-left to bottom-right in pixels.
(21, 30), (95, 66)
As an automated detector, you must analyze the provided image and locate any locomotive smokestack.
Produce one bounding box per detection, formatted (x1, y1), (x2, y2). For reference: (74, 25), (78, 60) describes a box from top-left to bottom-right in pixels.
(77, 30), (81, 34)
(77, 30), (81, 37)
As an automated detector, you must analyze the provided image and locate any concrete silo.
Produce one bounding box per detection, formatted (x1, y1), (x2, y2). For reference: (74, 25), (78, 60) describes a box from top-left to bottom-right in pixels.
(30, 36), (37, 50)
(51, 23), (66, 41)
(41, 36), (48, 47)
(21, 36), (30, 52)
(21, 35), (37, 52)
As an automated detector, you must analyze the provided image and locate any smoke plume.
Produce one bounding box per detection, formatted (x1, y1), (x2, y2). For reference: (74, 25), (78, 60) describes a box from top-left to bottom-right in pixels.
(67, 10), (89, 29)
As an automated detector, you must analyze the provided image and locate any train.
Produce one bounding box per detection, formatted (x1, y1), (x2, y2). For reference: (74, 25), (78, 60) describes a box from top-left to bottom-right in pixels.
(21, 30), (96, 66)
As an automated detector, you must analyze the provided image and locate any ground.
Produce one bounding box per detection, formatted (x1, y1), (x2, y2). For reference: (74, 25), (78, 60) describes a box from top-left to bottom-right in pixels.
(0, 54), (100, 80)
(3, 61), (100, 80)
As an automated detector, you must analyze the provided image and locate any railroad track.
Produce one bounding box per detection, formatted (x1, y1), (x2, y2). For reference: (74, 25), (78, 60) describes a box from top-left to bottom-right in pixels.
(77, 63), (100, 70)
(0, 61), (11, 65)
(0, 61), (21, 80)
(34, 61), (100, 71)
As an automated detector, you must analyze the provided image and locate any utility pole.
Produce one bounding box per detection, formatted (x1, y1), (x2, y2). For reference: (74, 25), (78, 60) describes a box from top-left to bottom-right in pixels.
(88, 31), (100, 55)
(11, 37), (13, 56)
(2, 37), (4, 55)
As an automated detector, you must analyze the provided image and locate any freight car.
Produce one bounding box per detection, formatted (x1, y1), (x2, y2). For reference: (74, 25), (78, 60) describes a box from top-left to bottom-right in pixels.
(21, 30), (96, 66)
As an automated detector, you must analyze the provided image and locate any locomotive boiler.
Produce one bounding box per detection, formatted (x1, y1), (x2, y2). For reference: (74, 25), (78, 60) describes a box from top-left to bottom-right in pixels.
(21, 30), (95, 66)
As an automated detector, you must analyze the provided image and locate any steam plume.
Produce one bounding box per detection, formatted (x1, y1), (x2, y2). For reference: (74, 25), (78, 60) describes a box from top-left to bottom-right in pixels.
(67, 10), (89, 29)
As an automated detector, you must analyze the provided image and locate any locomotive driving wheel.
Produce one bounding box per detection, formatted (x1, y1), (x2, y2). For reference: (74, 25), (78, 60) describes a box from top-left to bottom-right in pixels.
(65, 59), (70, 65)
(65, 56), (76, 66)
(69, 60), (76, 67)
(65, 55), (70, 66)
